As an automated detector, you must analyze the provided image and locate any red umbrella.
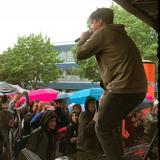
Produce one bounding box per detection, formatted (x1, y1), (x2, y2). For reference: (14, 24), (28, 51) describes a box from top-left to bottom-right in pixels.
(28, 88), (59, 103)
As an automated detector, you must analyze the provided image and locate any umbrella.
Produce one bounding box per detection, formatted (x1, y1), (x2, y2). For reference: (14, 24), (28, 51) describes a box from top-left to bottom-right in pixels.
(55, 92), (70, 100)
(133, 98), (153, 111)
(0, 81), (26, 95)
(28, 88), (59, 103)
(0, 92), (4, 96)
(69, 87), (104, 104)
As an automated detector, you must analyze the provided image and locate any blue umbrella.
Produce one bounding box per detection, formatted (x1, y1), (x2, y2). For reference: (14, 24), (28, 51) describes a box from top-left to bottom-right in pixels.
(133, 98), (153, 111)
(69, 87), (104, 104)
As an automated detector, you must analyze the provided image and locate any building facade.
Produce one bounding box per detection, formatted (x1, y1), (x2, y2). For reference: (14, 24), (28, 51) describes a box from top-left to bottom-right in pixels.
(49, 42), (100, 91)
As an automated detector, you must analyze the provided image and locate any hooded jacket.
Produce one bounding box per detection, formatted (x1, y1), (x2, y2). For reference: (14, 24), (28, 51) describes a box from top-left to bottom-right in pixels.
(0, 109), (15, 160)
(76, 24), (147, 93)
(76, 97), (102, 152)
(17, 110), (58, 160)
(63, 112), (79, 155)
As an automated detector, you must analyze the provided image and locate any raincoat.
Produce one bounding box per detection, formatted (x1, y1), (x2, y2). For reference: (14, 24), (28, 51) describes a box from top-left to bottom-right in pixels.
(0, 109), (15, 160)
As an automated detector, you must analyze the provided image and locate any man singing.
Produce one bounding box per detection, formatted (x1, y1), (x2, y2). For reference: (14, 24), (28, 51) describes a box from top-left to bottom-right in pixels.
(75, 8), (147, 160)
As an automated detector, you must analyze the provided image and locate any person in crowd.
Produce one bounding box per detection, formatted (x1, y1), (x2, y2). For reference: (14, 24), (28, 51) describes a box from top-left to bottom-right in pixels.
(72, 104), (82, 114)
(54, 99), (69, 128)
(122, 112), (138, 148)
(53, 99), (70, 155)
(76, 96), (103, 160)
(17, 110), (58, 160)
(36, 101), (48, 113)
(0, 94), (9, 110)
(9, 92), (30, 140)
(63, 111), (80, 159)
(21, 100), (39, 136)
(30, 101), (48, 130)
(76, 7), (147, 160)
(0, 109), (15, 160)
(133, 111), (145, 144)
(144, 106), (158, 142)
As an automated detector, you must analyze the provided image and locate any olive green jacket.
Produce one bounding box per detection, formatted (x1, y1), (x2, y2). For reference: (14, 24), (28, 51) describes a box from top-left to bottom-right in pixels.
(76, 24), (147, 93)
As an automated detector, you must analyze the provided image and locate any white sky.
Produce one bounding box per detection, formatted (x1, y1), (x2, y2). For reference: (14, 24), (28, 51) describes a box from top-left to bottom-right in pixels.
(0, 0), (112, 53)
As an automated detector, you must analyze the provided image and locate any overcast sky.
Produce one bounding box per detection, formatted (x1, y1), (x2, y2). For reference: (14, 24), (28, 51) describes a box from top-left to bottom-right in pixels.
(0, 0), (112, 53)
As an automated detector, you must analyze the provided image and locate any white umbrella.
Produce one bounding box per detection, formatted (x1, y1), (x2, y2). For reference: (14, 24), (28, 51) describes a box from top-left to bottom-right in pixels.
(0, 81), (26, 95)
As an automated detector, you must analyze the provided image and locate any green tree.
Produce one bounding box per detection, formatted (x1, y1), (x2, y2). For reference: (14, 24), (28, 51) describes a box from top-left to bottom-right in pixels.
(72, 4), (158, 82)
(0, 33), (62, 88)
(111, 4), (158, 62)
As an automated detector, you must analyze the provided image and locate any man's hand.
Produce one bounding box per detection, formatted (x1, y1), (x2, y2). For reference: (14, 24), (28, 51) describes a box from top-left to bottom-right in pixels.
(93, 112), (98, 122)
(80, 30), (92, 42)
(99, 94), (105, 106)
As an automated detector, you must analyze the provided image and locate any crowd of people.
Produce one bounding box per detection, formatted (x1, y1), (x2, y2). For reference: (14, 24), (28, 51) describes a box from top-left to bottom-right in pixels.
(0, 6), (158, 160)
(0, 91), (158, 160)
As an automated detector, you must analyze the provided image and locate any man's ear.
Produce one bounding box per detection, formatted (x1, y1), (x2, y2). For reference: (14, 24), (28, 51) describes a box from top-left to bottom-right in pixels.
(98, 19), (104, 26)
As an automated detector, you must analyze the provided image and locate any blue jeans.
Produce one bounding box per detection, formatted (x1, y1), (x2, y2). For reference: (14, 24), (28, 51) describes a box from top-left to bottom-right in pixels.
(95, 92), (146, 160)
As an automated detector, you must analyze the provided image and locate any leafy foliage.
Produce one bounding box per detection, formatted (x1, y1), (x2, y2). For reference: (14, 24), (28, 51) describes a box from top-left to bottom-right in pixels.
(112, 4), (158, 62)
(0, 33), (62, 88)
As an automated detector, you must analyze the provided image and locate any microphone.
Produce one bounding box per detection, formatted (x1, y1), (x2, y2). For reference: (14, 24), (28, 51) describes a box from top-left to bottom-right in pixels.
(75, 30), (93, 43)
(75, 37), (80, 42)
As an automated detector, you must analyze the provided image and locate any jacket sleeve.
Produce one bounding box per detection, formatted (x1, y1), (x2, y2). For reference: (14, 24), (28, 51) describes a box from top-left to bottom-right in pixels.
(30, 112), (43, 129)
(76, 29), (104, 60)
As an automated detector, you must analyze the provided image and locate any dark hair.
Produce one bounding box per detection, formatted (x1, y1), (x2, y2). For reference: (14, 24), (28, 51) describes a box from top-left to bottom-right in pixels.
(30, 100), (39, 112)
(1, 95), (8, 104)
(85, 96), (99, 111)
(40, 110), (59, 130)
(72, 104), (82, 112)
(69, 111), (80, 122)
(89, 8), (114, 24)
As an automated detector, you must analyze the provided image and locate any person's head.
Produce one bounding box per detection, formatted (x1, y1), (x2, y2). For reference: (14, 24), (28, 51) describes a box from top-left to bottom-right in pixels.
(40, 110), (58, 131)
(89, 8), (114, 32)
(72, 104), (82, 113)
(30, 100), (39, 113)
(55, 99), (68, 113)
(0, 109), (15, 130)
(37, 101), (48, 113)
(49, 100), (56, 107)
(0, 109), (15, 143)
(70, 112), (79, 123)
(0, 95), (8, 109)
(85, 97), (98, 113)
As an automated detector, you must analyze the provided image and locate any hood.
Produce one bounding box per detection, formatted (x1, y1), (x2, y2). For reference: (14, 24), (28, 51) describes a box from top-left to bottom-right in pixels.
(108, 24), (127, 35)
(0, 109), (14, 142)
(40, 110), (59, 131)
(84, 96), (99, 111)
(0, 109), (14, 130)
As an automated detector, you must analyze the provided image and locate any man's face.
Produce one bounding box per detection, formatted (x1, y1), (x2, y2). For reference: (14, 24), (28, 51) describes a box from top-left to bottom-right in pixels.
(91, 19), (102, 32)
(73, 106), (81, 113)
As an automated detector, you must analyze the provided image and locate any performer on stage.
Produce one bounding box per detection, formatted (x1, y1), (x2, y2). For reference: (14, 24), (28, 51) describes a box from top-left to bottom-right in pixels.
(75, 8), (147, 160)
